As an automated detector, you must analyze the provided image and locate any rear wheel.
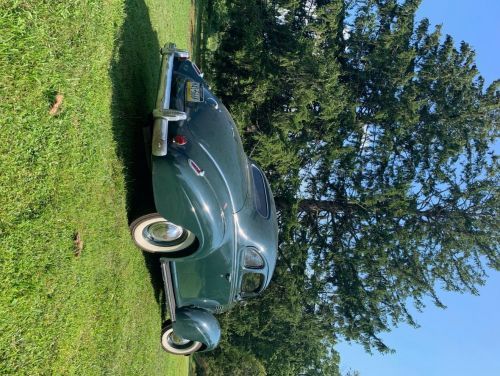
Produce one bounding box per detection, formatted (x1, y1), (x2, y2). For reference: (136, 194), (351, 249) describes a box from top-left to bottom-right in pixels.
(161, 321), (202, 355)
(130, 213), (196, 255)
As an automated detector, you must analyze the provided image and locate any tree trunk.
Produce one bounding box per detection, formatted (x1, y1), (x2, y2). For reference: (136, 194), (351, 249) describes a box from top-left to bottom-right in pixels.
(275, 197), (359, 214)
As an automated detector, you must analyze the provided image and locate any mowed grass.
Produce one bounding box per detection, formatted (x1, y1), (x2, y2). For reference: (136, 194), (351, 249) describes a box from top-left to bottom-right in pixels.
(0, 0), (192, 374)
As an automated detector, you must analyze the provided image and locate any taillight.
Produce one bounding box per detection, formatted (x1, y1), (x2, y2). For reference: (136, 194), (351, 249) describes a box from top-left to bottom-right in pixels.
(173, 135), (187, 145)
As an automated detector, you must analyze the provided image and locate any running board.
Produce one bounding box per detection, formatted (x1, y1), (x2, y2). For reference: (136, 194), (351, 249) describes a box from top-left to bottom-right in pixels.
(160, 259), (177, 322)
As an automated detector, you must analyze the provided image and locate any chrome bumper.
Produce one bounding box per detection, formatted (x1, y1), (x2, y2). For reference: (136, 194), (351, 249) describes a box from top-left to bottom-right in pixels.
(152, 43), (188, 156)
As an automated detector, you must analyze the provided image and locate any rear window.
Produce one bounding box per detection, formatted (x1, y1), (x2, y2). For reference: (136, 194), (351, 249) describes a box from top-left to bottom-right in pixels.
(251, 165), (269, 218)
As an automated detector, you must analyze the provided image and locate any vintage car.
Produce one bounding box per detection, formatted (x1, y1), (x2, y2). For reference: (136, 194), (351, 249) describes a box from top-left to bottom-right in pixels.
(130, 43), (278, 355)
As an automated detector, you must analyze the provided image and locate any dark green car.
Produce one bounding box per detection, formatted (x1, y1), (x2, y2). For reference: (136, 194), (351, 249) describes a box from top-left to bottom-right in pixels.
(130, 44), (278, 355)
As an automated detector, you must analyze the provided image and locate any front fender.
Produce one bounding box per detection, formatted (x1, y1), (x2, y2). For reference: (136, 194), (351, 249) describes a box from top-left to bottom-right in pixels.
(173, 307), (221, 351)
(152, 151), (225, 257)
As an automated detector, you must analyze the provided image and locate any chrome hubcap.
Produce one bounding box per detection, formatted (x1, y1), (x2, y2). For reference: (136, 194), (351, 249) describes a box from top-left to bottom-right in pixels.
(168, 331), (191, 347)
(145, 221), (184, 244)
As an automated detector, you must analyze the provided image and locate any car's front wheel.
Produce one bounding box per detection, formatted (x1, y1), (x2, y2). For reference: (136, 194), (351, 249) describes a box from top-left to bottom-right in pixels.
(130, 213), (196, 255)
(161, 321), (202, 355)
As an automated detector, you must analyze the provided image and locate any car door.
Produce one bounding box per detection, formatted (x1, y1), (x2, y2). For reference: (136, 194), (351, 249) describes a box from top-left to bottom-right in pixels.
(170, 239), (235, 309)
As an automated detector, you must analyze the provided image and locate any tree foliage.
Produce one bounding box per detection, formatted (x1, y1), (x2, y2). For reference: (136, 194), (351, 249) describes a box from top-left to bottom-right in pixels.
(198, 0), (499, 374)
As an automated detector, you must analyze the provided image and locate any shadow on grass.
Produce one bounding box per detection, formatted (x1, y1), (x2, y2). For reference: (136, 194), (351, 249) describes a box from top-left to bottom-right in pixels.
(109, 0), (165, 317)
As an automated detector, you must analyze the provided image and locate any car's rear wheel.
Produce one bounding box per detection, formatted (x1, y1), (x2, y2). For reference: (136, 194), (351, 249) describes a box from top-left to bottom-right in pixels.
(130, 213), (196, 255)
(161, 321), (202, 355)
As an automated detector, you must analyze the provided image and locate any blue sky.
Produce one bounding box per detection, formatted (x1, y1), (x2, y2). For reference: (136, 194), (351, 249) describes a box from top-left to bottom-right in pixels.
(416, 0), (499, 87)
(337, 1), (500, 375)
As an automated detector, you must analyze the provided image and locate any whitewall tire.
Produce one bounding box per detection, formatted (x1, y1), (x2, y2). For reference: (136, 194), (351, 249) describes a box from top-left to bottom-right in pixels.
(130, 213), (196, 254)
(161, 324), (202, 355)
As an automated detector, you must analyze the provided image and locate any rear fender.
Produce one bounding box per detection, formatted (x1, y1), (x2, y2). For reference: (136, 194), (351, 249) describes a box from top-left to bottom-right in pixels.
(152, 152), (225, 258)
(173, 307), (221, 351)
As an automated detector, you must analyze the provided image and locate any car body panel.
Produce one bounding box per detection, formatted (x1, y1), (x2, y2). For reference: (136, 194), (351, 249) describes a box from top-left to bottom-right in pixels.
(152, 151), (226, 255)
(232, 184), (278, 291)
(170, 239), (235, 310)
(173, 307), (221, 351)
(184, 99), (250, 213)
(169, 73), (250, 214)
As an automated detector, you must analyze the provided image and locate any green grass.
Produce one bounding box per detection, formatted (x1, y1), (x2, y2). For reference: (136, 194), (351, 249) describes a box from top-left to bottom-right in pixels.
(0, 0), (192, 374)
(190, 0), (227, 70)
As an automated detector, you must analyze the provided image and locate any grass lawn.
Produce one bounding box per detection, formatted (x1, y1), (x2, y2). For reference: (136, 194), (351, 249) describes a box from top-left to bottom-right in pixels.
(0, 0), (193, 374)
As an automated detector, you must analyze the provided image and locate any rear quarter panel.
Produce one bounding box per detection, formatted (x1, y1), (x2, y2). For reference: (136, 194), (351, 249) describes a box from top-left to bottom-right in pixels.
(152, 151), (226, 256)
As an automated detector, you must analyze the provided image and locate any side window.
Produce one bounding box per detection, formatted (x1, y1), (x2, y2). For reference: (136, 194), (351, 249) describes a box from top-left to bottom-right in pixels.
(243, 247), (264, 269)
(251, 164), (269, 218)
(241, 273), (264, 294)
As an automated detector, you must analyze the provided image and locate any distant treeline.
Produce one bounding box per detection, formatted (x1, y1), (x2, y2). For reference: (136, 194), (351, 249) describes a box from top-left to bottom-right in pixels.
(195, 1), (499, 375)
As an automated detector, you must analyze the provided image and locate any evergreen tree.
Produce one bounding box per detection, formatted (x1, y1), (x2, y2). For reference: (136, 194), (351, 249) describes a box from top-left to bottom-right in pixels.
(200, 0), (499, 373)
(283, 0), (499, 351)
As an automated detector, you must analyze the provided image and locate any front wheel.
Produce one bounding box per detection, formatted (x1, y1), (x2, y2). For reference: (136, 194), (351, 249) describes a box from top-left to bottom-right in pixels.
(130, 213), (196, 255)
(161, 321), (202, 355)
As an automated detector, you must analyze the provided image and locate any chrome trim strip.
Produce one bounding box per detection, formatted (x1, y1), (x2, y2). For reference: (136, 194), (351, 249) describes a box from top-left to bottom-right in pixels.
(160, 259), (177, 322)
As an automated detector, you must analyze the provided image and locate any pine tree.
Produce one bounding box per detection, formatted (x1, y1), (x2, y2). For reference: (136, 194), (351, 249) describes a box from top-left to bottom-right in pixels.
(201, 0), (499, 372)
(275, 0), (499, 351)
